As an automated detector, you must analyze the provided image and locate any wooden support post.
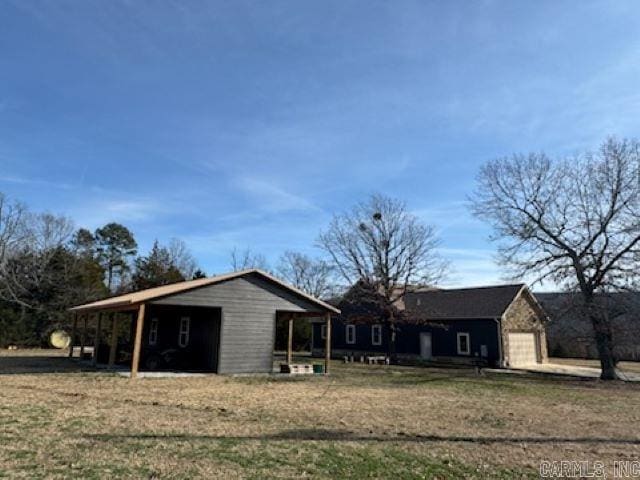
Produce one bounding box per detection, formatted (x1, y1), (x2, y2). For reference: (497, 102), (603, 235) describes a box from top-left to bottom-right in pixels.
(287, 314), (294, 365)
(324, 312), (331, 375)
(69, 313), (77, 358)
(130, 303), (146, 379)
(79, 315), (88, 358)
(108, 313), (118, 368)
(92, 313), (102, 366)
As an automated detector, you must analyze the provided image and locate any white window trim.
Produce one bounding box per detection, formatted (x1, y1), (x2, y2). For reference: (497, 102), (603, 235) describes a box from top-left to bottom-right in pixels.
(178, 316), (190, 348)
(320, 324), (327, 340)
(345, 324), (356, 344)
(149, 318), (159, 346)
(457, 332), (470, 355)
(371, 325), (382, 346)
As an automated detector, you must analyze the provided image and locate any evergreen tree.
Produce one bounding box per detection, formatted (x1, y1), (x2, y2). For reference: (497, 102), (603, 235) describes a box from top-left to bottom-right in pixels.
(192, 269), (207, 279)
(132, 240), (185, 290)
(94, 223), (137, 292)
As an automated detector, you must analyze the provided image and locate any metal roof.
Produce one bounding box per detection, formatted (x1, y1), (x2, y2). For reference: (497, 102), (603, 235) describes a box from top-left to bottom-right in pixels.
(70, 269), (340, 314)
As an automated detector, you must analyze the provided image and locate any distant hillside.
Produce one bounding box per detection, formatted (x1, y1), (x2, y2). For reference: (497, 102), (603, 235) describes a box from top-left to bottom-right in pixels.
(537, 292), (640, 361)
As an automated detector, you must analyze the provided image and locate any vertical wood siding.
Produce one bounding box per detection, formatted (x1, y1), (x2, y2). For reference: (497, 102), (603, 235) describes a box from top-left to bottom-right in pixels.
(151, 273), (321, 373)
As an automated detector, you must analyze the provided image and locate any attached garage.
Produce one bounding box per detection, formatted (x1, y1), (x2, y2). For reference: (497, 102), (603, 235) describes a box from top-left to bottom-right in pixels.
(507, 332), (538, 366)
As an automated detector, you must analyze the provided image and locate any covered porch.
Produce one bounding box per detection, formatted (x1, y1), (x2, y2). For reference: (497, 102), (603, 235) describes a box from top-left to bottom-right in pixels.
(275, 310), (332, 374)
(68, 302), (156, 378)
(69, 270), (339, 377)
(69, 302), (333, 378)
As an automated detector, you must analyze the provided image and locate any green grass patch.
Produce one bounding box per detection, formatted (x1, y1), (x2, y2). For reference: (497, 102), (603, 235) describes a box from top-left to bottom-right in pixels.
(81, 435), (536, 479)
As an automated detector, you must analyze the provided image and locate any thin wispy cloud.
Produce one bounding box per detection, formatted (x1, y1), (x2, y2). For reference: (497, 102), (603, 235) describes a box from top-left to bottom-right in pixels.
(412, 201), (484, 232)
(103, 199), (160, 220)
(437, 247), (503, 288)
(0, 175), (75, 190)
(1, 0), (638, 282)
(235, 177), (320, 214)
(68, 198), (165, 229)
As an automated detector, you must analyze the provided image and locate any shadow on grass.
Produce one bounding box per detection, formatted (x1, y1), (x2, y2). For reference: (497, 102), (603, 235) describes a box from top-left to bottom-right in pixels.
(85, 428), (640, 445)
(362, 375), (471, 388)
(0, 355), (94, 375)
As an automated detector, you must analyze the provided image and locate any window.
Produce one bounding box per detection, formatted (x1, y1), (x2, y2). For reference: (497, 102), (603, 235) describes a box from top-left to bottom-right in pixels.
(320, 324), (327, 339)
(371, 325), (382, 346)
(457, 332), (470, 355)
(346, 324), (356, 344)
(178, 316), (190, 347)
(149, 318), (159, 346)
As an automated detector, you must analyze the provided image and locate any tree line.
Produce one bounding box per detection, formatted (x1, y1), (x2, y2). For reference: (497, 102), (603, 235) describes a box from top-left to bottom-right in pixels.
(1, 136), (638, 379)
(0, 196), (205, 347)
(0, 193), (340, 349)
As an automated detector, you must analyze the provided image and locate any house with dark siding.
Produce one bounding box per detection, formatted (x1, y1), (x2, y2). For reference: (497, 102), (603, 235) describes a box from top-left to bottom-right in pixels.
(311, 284), (548, 368)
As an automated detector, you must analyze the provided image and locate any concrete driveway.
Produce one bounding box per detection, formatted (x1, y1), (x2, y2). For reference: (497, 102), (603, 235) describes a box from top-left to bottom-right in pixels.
(487, 363), (640, 382)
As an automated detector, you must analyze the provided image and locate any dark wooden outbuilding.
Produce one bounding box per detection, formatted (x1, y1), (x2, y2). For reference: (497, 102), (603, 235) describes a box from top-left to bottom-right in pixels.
(70, 269), (339, 377)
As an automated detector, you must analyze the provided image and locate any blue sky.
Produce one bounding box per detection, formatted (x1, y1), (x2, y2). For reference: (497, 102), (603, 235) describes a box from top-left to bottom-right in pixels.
(1, 1), (639, 287)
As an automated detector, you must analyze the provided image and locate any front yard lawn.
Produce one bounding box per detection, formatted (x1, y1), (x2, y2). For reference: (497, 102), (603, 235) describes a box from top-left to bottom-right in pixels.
(1, 350), (639, 479)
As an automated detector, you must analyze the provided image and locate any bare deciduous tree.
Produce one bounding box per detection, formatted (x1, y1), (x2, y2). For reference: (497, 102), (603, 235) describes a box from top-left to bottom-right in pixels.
(318, 193), (447, 360)
(167, 238), (199, 279)
(0, 193), (75, 309)
(0, 193), (29, 306)
(471, 137), (640, 380)
(0, 193), (27, 267)
(277, 251), (335, 299)
(229, 247), (269, 272)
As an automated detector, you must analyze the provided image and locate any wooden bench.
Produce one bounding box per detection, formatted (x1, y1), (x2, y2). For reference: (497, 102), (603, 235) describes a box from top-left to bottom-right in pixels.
(366, 355), (390, 365)
(342, 355), (390, 365)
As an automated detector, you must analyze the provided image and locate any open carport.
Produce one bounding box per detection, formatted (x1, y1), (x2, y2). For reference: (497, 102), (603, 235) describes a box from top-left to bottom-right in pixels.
(69, 269), (339, 378)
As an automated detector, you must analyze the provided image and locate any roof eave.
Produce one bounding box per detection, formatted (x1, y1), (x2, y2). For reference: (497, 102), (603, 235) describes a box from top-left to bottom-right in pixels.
(408, 316), (500, 321)
(70, 301), (138, 314)
(69, 269), (340, 315)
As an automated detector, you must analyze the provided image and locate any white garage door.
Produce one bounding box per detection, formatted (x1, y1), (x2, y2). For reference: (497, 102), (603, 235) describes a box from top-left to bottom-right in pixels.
(507, 333), (538, 367)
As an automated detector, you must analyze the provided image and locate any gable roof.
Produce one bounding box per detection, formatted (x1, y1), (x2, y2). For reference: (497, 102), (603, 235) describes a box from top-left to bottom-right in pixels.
(70, 269), (340, 314)
(404, 284), (526, 320)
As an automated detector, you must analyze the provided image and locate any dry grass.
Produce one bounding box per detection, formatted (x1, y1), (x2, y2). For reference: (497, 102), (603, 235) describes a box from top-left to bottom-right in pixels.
(1, 350), (640, 479)
(549, 356), (640, 374)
